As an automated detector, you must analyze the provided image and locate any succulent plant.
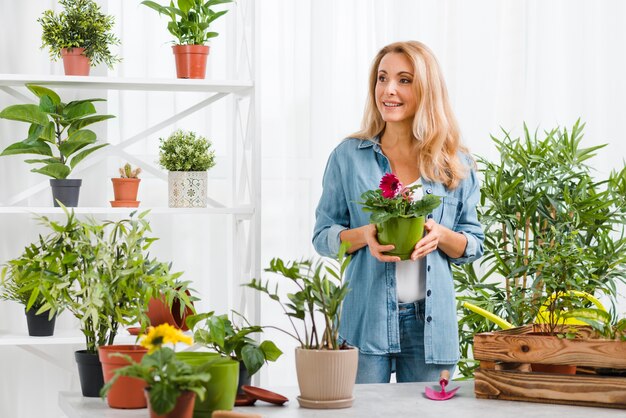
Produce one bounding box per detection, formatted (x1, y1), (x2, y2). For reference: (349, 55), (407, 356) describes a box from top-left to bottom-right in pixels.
(119, 163), (141, 178)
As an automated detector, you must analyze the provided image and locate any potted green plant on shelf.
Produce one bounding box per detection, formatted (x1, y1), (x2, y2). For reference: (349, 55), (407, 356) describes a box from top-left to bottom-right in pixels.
(359, 173), (442, 260)
(158, 129), (216, 208)
(38, 0), (121, 76)
(246, 243), (357, 409)
(111, 163), (142, 208)
(453, 120), (626, 378)
(102, 324), (212, 418)
(185, 311), (282, 413)
(0, 84), (113, 207)
(141, 0), (233, 79)
(0, 231), (71, 337)
(28, 207), (196, 398)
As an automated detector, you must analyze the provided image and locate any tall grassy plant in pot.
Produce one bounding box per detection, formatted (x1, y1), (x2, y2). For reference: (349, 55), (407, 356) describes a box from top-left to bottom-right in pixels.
(29, 208), (195, 397)
(0, 227), (73, 336)
(141, 0), (233, 79)
(359, 173), (441, 260)
(159, 129), (216, 208)
(38, 0), (121, 75)
(0, 84), (113, 206)
(453, 120), (626, 378)
(246, 243), (357, 409)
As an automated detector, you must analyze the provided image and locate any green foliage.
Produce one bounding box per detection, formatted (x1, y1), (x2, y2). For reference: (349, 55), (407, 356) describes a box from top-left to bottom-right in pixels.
(0, 84), (113, 179)
(119, 162), (141, 178)
(101, 336), (211, 415)
(563, 308), (626, 341)
(454, 119), (626, 377)
(158, 129), (216, 171)
(246, 243), (351, 350)
(141, 0), (233, 45)
(38, 0), (121, 68)
(359, 185), (441, 224)
(186, 311), (283, 376)
(20, 207), (195, 353)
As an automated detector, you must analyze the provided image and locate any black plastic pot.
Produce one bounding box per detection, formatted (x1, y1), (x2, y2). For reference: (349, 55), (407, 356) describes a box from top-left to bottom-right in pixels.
(237, 361), (251, 395)
(75, 350), (104, 397)
(24, 308), (56, 337)
(50, 179), (82, 207)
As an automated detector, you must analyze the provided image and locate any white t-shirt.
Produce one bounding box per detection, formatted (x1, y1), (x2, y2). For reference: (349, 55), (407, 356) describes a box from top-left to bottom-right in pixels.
(395, 180), (426, 303)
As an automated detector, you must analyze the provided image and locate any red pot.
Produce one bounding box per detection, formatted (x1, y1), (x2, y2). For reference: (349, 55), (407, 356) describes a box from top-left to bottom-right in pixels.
(99, 345), (148, 409)
(146, 389), (196, 418)
(146, 291), (194, 331)
(172, 45), (210, 79)
(61, 48), (90, 76)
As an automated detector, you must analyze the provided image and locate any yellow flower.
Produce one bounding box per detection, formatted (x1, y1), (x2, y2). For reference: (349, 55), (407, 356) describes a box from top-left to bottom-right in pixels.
(140, 324), (193, 353)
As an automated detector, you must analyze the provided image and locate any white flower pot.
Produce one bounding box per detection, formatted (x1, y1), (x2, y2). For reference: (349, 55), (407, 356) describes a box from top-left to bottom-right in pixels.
(168, 171), (208, 208)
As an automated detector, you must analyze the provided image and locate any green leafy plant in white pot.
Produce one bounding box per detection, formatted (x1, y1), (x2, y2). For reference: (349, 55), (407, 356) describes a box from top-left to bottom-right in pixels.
(246, 243), (358, 409)
(141, 0), (233, 79)
(38, 0), (121, 76)
(158, 129), (216, 208)
(0, 84), (113, 206)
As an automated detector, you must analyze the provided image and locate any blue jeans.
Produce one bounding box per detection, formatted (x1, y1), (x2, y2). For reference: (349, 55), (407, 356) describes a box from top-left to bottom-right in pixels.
(356, 300), (456, 383)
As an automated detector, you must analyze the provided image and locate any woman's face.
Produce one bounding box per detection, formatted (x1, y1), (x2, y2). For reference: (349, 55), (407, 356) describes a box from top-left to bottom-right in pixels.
(375, 52), (417, 126)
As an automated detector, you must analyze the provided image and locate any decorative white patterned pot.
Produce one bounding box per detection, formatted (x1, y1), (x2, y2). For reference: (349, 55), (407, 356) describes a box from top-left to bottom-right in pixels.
(168, 171), (208, 208)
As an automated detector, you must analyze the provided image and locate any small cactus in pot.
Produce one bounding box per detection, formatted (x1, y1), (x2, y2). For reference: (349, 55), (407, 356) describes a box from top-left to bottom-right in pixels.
(111, 163), (141, 207)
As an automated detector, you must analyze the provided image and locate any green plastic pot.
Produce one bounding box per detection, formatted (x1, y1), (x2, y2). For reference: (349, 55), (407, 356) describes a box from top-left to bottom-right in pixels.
(376, 215), (425, 260)
(175, 352), (238, 417)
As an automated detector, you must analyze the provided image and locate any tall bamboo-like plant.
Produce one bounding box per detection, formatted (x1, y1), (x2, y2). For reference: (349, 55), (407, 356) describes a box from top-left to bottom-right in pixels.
(454, 120), (626, 378)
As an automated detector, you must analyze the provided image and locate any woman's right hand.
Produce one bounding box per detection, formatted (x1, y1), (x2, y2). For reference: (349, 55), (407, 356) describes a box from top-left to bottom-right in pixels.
(364, 224), (401, 262)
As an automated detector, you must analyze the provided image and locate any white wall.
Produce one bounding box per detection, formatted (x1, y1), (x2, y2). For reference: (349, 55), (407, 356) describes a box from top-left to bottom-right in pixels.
(1, 1), (626, 417)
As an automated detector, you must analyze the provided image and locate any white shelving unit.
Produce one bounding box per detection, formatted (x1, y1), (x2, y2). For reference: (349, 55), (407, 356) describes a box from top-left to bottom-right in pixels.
(0, 0), (260, 360)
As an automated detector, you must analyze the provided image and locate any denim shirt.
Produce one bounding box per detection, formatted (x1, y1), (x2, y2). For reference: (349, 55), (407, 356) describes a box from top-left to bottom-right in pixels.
(312, 137), (484, 364)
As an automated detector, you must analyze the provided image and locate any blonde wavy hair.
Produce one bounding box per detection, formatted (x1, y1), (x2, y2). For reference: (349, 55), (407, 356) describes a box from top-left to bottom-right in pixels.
(352, 41), (470, 189)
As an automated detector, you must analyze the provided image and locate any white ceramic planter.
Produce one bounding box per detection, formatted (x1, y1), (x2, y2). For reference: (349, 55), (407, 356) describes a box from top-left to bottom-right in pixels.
(168, 171), (208, 208)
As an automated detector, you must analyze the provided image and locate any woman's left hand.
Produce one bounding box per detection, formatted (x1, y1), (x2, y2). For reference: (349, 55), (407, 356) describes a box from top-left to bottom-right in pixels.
(410, 219), (442, 260)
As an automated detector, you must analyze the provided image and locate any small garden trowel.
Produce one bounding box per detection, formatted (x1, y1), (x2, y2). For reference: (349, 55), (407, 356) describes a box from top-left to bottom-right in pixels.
(424, 370), (460, 401)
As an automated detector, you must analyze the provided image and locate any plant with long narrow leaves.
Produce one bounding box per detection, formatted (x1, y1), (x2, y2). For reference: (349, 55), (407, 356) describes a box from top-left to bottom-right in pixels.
(0, 84), (113, 179)
(454, 119), (626, 377)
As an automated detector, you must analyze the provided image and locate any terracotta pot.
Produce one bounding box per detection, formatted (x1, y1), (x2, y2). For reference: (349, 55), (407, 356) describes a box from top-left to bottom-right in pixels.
(99, 345), (148, 408)
(111, 178), (141, 202)
(146, 389), (196, 418)
(61, 47), (90, 76)
(172, 45), (210, 79)
(295, 347), (358, 409)
(146, 291), (194, 331)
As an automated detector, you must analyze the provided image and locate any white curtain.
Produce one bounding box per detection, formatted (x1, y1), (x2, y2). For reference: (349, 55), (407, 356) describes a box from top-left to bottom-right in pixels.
(1, 1), (626, 416)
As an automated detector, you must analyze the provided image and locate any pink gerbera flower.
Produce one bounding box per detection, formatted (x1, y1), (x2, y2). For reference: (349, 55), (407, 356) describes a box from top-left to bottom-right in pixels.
(379, 173), (402, 199)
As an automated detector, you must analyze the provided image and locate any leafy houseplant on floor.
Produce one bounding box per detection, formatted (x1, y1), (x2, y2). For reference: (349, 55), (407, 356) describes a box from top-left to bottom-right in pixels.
(359, 173), (441, 260)
(246, 243), (357, 409)
(0, 231), (71, 336)
(102, 324), (211, 418)
(29, 208), (195, 397)
(38, 0), (121, 75)
(0, 84), (113, 206)
(186, 311), (283, 410)
(111, 163), (142, 207)
(141, 0), (233, 79)
(159, 129), (216, 208)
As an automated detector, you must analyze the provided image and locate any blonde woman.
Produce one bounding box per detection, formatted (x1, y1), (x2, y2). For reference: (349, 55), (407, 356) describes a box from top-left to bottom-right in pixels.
(312, 41), (484, 383)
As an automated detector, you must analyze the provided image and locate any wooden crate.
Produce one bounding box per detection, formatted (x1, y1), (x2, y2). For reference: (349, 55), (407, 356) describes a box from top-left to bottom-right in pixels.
(473, 324), (626, 409)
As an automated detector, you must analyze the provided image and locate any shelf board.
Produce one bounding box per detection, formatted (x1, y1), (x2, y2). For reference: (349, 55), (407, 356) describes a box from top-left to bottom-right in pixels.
(0, 329), (139, 346)
(0, 74), (253, 93)
(0, 206), (254, 215)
